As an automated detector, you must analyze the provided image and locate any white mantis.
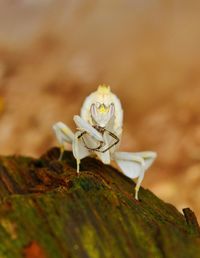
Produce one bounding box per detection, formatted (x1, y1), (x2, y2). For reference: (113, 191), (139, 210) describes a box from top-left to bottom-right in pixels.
(53, 85), (157, 200)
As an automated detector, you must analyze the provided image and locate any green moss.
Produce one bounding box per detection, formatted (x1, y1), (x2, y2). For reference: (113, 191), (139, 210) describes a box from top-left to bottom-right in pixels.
(81, 225), (101, 258)
(72, 175), (105, 192)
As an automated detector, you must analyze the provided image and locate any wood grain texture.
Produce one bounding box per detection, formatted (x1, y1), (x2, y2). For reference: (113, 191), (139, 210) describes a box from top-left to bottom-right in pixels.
(0, 148), (200, 258)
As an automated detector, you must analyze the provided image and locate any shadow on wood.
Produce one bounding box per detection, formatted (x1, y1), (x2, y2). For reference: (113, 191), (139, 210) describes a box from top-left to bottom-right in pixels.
(0, 148), (200, 258)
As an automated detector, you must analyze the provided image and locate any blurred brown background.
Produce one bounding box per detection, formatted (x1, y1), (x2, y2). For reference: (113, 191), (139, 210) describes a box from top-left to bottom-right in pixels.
(0, 1), (200, 219)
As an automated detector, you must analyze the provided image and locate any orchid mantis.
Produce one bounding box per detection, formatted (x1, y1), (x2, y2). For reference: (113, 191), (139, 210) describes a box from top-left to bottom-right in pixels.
(53, 85), (157, 200)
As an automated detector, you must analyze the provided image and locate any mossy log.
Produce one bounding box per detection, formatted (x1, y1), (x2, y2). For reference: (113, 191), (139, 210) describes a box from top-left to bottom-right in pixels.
(0, 148), (200, 258)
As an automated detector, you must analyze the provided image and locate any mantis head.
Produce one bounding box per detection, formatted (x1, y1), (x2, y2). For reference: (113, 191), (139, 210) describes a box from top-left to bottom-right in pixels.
(81, 84), (123, 134)
(90, 102), (115, 128)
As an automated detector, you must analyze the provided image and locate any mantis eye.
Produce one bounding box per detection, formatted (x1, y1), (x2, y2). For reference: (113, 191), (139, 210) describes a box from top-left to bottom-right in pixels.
(109, 103), (115, 118)
(90, 104), (98, 122)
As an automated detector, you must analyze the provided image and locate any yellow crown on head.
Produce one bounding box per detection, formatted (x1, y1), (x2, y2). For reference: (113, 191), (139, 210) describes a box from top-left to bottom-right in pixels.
(97, 84), (110, 94)
(99, 104), (109, 114)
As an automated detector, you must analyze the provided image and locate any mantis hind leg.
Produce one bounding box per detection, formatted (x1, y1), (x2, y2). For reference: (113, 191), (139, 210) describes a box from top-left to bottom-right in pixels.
(113, 151), (157, 200)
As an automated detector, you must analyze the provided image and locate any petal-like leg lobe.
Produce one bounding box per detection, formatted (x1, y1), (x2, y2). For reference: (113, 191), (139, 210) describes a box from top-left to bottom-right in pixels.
(53, 122), (74, 160)
(72, 131), (90, 173)
(114, 151), (157, 200)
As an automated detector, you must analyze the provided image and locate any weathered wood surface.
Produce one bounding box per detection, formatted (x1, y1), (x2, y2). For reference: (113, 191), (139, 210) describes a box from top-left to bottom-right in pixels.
(0, 148), (200, 258)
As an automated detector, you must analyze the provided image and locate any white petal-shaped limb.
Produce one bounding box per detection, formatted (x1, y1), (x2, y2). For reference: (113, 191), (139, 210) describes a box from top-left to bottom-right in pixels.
(113, 151), (157, 200)
(73, 115), (103, 142)
(72, 131), (103, 173)
(53, 122), (74, 160)
(72, 131), (90, 173)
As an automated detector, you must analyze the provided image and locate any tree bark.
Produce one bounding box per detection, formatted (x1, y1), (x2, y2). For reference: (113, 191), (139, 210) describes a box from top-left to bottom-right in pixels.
(0, 147), (199, 258)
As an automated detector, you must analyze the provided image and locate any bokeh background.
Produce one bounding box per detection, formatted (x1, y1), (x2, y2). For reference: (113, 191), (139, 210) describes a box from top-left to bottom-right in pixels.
(0, 1), (200, 219)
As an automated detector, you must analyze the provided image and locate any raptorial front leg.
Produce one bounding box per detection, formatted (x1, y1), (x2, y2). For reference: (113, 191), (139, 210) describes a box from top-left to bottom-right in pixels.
(73, 115), (103, 142)
(78, 131), (104, 152)
(103, 131), (119, 152)
(53, 122), (74, 160)
(114, 151), (157, 200)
